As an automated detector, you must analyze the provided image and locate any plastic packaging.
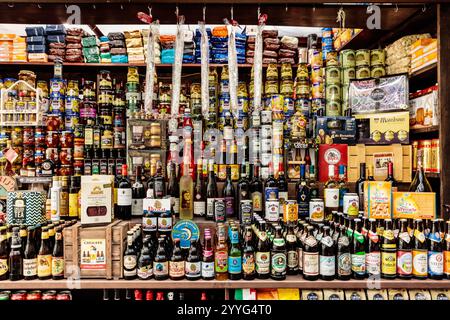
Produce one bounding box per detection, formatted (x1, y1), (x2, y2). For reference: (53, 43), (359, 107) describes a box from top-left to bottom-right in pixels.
(171, 17), (185, 116)
(144, 22), (159, 114)
(227, 23), (238, 119)
(253, 22), (264, 111)
(200, 21), (210, 117)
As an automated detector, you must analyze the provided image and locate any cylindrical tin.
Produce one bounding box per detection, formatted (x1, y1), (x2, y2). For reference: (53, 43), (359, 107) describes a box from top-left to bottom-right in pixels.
(343, 193), (359, 218)
(298, 48), (308, 64)
(265, 199), (280, 222)
(283, 200), (298, 223)
(11, 290), (27, 301)
(356, 66), (371, 79)
(309, 198), (324, 222)
(340, 49), (355, 68)
(371, 66), (386, 78)
(325, 66), (341, 84)
(240, 200), (253, 225)
(370, 49), (386, 66)
(42, 290), (57, 301)
(355, 49), (370, 66)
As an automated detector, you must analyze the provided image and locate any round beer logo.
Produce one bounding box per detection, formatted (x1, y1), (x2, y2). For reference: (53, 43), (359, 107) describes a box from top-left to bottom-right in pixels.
(324, 148), (341, 164)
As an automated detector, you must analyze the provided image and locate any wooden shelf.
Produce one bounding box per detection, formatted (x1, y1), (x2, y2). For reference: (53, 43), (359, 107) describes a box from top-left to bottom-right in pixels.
(410, 62), (437, 79)
(16, 176), (52, 184)
(2, 278), (449, 290)
(337, 29), (387, 51)
(410, 125), (439, 135)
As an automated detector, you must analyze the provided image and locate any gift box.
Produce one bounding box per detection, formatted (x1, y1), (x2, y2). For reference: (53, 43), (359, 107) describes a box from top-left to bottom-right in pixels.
(7, 191), (46, 226)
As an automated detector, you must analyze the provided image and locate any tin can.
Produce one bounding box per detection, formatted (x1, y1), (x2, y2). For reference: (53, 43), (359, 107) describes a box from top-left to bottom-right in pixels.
(269, 94), (284, 112)
(355, 49), (370, 67)
(325, 66), (341, 84)
(34, 146), (45, 164)
(310, 66), (323, 82)
(27, 290), (42, 301)
(326, 100), (341, 116)
(11, 290), (27, 301)
(341, 67), (356, 85)
(261, 110), (272, 124)
(42, 290), (57, 301)
(0, 291), (10, 301)
(326, 51), (339, 66)
(370, 49), (386, 66)
(356, 66), (370, 79)
(311, 98), (325, 115)
(371, 66), (386, 78)
(59, 165), (74, 176)
(309, 49), (323, 67)
(265, 199), (280, 222)
(298, 48), (308, 64)
(343, 193), (359, 218)
(325, 84), (341, 101)
(309, 198), (324, 222)
(421, 140), (432, 173)
(34, 128), (45, 145)
(65, 97), (79, 112)
(432, 138), (440, 173)
(240, 200), (253, 225)
(56, 291), (72, 301)
(214, 198), (226, 222)
(311, 82), (324, 99)
(283, 200), (298, 223)
(74, 138), (84, 160)
(283, 97), (295, 118)
(340, 49), (355, 68)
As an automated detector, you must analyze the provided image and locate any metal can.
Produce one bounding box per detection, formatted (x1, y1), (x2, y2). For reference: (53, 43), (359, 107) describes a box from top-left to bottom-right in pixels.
(214, 198), (226, 222)
(283, 200), (298, 223)
(309, 198), (324, 222)
(309, 49), (323, 67)
(311, 82), (324, 99)
(370, 49), (386, 66)
(11, 290), (27, 301)
(340, 49), (355, 68)
(356, 66), (371, 79)
(27, 290), (42, 301)
(325, 84), (341, 101)
(34, 127), (46, 145)
(22, 147), (34, 167)
(355, 49), (370, 67)
(265, 199), (280, 222)
(270, 94), (284, 112)
(371, 66), (386, 78)
(46, 131), (59, 148)
(0, 291), (10, 301)
(343, 193), (359, 218)
(34, 146), (45, 164)
(311, 98), (325, 115)
(240, 200), (253, 225)
(46, 148), (59, 163)
(42, 290), (57, 301)
(326, 100), (341, 116)
(325, 66), (341, 84)
(341, 67), (356, 85)
(310, 66), (323, 82)
(326, 50), (339, 66)
(56, 291), (72, 301)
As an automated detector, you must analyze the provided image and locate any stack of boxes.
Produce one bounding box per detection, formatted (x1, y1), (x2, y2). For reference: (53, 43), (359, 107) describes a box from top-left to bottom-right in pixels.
(262, 29), (279, 64)
(65, 28), (83, 63)
(183, 30), (195, 64)
(46, 25), (66, 62)
(410, 38), (437, 74)
(82, 35), (100, 63)
(12, 36), (26, 62)
(160, 35), (176, 64)
(142, 29), (161, 64)
(99, 36), (112, 63)
(26, 27), (47, 62)
(194, 28), (212, 64)
(108, 32), (127, 64)
(125, 30), (145, 64)
(211, 26), (228, 64)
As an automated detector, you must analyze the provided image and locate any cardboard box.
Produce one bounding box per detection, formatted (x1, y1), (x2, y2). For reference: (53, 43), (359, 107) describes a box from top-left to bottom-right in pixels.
(409, 85), (439, 128)
(80, 175), (114, 225)
(392, 192), (436, 219)
(7, 190), (46, 226)
(364, 181), (392, 219)
(323, 290), (345, 300)
(315, 116), (356, 144)
(318, 144), (348, 182)
(344, 290), (366, 300)
(355, 111), (409, 144)
(301, 290), (323, 300)
(388, 290), (409, 300)
(367, 290), (388, 300)
(431, 290), (450, 301)
(409, 290), (431, 301)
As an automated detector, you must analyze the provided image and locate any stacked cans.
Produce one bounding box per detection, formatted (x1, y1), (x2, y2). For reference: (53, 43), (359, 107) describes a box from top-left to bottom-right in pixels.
(11, 128), (23, 175)
(324, 63), (342, 116)
(321, 28), (334, 60)
(236, 81), (249, 132)
(126, 67), (141, 116)
(65, 80), (80, 131)
(217, 66), (230, 131)
(340, 49), (356, 114)
(45, 113), (74, 176)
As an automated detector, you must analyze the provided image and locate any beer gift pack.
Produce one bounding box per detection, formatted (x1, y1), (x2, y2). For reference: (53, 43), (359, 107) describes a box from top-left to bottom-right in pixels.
(6, 191), (46, 225)
(80, 175), (114, 225)
(392, 192), (436, 219)
(318, 144), (348, 182)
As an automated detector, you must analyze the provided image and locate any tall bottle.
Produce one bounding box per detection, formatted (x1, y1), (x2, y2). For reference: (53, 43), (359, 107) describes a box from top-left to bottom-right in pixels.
(51, 227), (64, 280)
(69, 176), (81, 219)
(23, 227), (37, 280)
(193, 160), (206, 218)
(223, 166), (236, 219)
(324, 164), (339, 221)
(338, 165), (349, 212)
(169, 239), (185, 281)
(385, 161), (398, 191)
(397, 219), (412, 279)
(412, 219), (428, 279)
(303, 226), (319, 281)
(286, 224), (298, 275)
(123, 231), (137, 280)
(380, 219), (397, 279)
(206, 159), (218, 220)
(117, 164), (132, 220)
(59, 177), (69, 219)
(242, 226), (256, 280)
(250, 163), (264, 215)
(444, 221), (450, 279)
(179, 151), (194, 220)
(367, 165), (375, 181)
(186, 239), (201, 281)
(0, 226), (7, 280)
(355, 163), (366, 206)
(132, 166), (145, 217)
(351, 219), (366, 279)
(308, 165), (319, 199)
(366, 218), (381, 278)
(37, 227), (52, 280)
(428, 219), (444, 280)
(277, 162), (289, 209)
(201, 230), (215, 280)
(409, 150), (432, 192)
(9, 228), (22, 281)
(167, 162), (180, 217)
(137, 237), (153, 280)
(336, 225), (351, 280)
(319, 226), (335, 281)
(214, 224), (228, 280)
(50, 176), (61, 222)
(152, 161), (165, 199)
(264, 162), (279, 202)
(154, 238), (169, 280)
(228, 226), (242, 280)
(237, 162), (251, 223)
(296, 164), (310, 219)
(271, 226), (287, 280)
(255, 222), (270, 279)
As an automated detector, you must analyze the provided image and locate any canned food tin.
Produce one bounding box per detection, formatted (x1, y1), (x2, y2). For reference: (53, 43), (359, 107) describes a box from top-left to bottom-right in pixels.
(46, 114), (63, 131)
(310, 66), (323, 82)
(371, 66), (386, 78)
(46, 148), (59, 163)
(42, 290), (57, 301)
(65, 113), (80, 130)
(340, 49), (355, 68)
(11, 290), (27, 301)
(34, 147), (45, 164)
(0, 291), (10, 301)
(220, 80), (229, 95)
(27, 290), (42, 301)
(214, 198), (226, 222)
(126, 81), (139, 92)
(343, 193), (359, 218)
(309, 49), (323, 67)
(309, 198), (324, 222)
(11, 128), (23, 145)
(311, 98), (325, 115)
(237, 96), (249, 113)
(50, 97), (65, 113)
(265, 199), (280, 222)
(49, 78), (65, 95)
(370, 49), (386, 66)
(311, 81), (324, 99)
(265, 81), (279, 95)
(325, 66), (341, 84)
(45, 131), (59, 148)
(326, 100), (341, 116)
(298, 48), (308, 64)
(325, 84), (341, 101)
(22, 147), (34, 167)
(296, 79), (310, 96)
(261, 110), (272, 124)
(356, 66), (370, 79)
(56, 291), (72, 301)
(34, 127), (45, 145)
(60, 148), (73, 165)
(270, 94), (284, 112)
(65, 97), (79, 112)
(355, 49), (370, 67)
(326, 51), (339, 66)
(283, 200), (298, 223)
(240, 200), (253, 224)
(60, 131), (74, 148)
(341, 67), (356, 85)
(23, 128), (35, 145)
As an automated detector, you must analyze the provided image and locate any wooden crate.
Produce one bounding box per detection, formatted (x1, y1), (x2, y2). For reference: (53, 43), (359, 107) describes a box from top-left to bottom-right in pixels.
(348, 144), (412, 183)
(64, 220), (129, 279)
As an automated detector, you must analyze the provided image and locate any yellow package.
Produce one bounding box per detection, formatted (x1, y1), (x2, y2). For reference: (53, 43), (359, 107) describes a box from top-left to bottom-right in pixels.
(392, 192), (436, 219)
(345, 290), (367, 300)
(277, 289), (300, 300)
(388, 289), (409, 300)
(367, 290), (388, 300)
(364, 181), (392, 219)
(256, 289), (278, 300)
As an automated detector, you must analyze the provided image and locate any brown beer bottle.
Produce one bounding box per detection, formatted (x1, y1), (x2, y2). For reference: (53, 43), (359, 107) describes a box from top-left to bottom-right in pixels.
(381, 219), (397, 279)
(303, 226), (319, 281)
(397, 219), (412, 279)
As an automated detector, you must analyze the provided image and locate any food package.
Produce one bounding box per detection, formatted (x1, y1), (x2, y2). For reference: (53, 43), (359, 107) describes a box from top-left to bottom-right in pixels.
(386, 55), (410, 68)
(80, 175), (113, 225)
(367, 290), (388, 300)
(27, 53), (48, 62)
(212, 26), (228, 38)
(49, 48), (65, 56)
(82, 36), (97, 47)
(126, 38), (143, 48)
(262, 30), (278, 38)
(264, 38), (280, 46)
(364, 181), (392, 219)
(66, 48), (82, 56)
(65, 54), (83, 62)
(409, 290), (431, 301)
(124, 30), (141, 39)
(45, 24), (66, 35)
(278, 57), (295, 64)
(127, 47), (144, 55)
(280, 36), (299, 48)
(409, 85), (439, 128)
(25, 27), (45, 37)
(263, 57), (277, 64)
(26, 36), (46, 45)
(355, 111), (409, 144)
(107, 32), (125, 40)
(263, 50), (278, 58)
(111, 47), (127, 55)
(344, 290), (367, 301)
(66, 35), (82, 43)
(27, 44), (46, 53)
(277, 289), (300, 300)
(301, 290), (323, 300)
(279, 48), (296, 57)
(66, 28), (84, 36)
(49, 42), (66, 49)
(47, 35), (65, 43)
(388, 290), (409, 300)
(392, 192), (436, 219)
(111, 55), (128, 63)
(385, 33), (431, 61)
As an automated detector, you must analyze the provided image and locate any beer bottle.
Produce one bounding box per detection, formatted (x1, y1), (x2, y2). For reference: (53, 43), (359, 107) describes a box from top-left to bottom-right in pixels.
(137, 236), (153, 280)
(397, 219), (412, 279)
(37, 227), (52, 280)
(319, 226), (335, 281)
(381, 219), (397, 279)
(237, 162), (251, 224)
(223, 166), (236, 219)
(242, 226), (256, 280)
(167, 161), (180, 217)
(271, 226), (287, 280)
(286, 224), (298, 275)
(444, 221), (450, 279)
(228, 226), (242, 280)
(23, 227), (37, 280)
(47, 224), (55, 250)
(206, 159), (218, 220)
(214, 223), (228, 280)
(336, 225), (351, 280)
(255, 222), (270, 279)
(0, 226), (9, 280)
(296, 164), (310, 219)
(169, 238), (185, 280)
(303, 226), (319, 281)
(428, 219), (443, 280)
(123, 231), (137, 280)
(351, 219), (366, 279)
(9, 227), (22, 281)
(186, 239), (201, 281)
(51, 227), (64, 280)
(412, 219), (428, 279)
(19, 225), (27, 254)
(250, 163), (264, 215)
(154, 238), (169, 280)
(366, 218), (381, 278)
(201, 230), (215, 280)
(193, 160), (206, 218)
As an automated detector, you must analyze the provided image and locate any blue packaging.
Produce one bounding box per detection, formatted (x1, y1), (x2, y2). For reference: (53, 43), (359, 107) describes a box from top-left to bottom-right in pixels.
(111, 55), (128, 63)
(26, 44), (46, 53)
(26, 36), (46, 45)
(45, 25), (66, 35)
(25, 27), (45, 37)
(47, 35), (66, 43)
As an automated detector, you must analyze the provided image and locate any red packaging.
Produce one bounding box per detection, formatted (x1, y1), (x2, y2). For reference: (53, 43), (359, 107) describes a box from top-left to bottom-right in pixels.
(11, 291), (27, 300)
(60, 131), (74, 148)
(34, 127), (46, 145)
(145, 290), (154, 301)
(59, 165), (73, 176)
(22, 147), (35, 167)
(60, 148), (73, 165)
(23, 128), (35, 145)
(42, 291), (57, 300)
(56, 291), (72, 301)
(46, 148), (59, 163)
(46, 115), (62, 131)
(26, 290), (42, 301)
(46, 131), (59, 148)
(318, 144), (348, 182)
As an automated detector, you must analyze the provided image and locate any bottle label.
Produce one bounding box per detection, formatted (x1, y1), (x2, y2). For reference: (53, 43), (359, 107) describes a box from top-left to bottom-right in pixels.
(351, 252), (366, 275)
(321, 236), (333, 247)
(228, 256), (242, 274)
(0, 258), (8, 276)
(319, 255), (335, 276)
(185, 261), (201, 277)
(428, 232), (442, 243)
(278, 191), (289, 214)
(154, 261), (169, 276)
(137, 264), (153, 279)
(215, 250), (228, 273)
(142, 216), (157, 232)
(303, 252), (319, 276)
(366, 251), (381, 275)
(337, 252), (351, 276)
(264, 187), (279, 201)
(181, 191), (192, 210)
(381, 251), (396, 275)
(412, 250), (428, 276)
(287, 250), (298, 269)
(353, 231), (365, 244)
(255, 251), (270, 274)
(428, 251), (444, 276)
(51, 257), (65, 276)
(117, 188), (132, 206)
(37, 254), (52, 277)
(206, 198), (215, 218)
(169, 261), (185, 277)
(124, 255), (137, 270)
(23, 258), (37, 277)
(242, 253), (255, 274)
(132, 198), (143, 216)
(324, 188), (339, 208)
(252, 192), (263, 212)
(414, 230), (426, 243)
(193, 201), (206, 217)
(224, 197), (234, 217)
(397, 250), (412, 275)
(445, 251), (450, 275)
(297, 247), (303, 271)
(158, 216), (172, 232)
(172, 197), (180, 215)
(271, 252), (287, 275)
(201, 261), (215, 278)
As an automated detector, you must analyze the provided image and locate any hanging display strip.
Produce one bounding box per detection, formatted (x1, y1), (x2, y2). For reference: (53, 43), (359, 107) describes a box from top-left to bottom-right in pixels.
(200, 21), (210, 117)
(170, 15), (185, 117)
(144, 22), (159, 114)
(227, 23), (239, 120)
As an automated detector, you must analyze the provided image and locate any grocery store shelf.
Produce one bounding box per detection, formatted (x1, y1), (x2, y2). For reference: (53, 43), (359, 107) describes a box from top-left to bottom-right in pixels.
(410, 125), (439, 135)
(2, 278), (450, 290)
(337, 29), (387, 51)
(0, 62), (254, 68)
(409, 62), (437, 79)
